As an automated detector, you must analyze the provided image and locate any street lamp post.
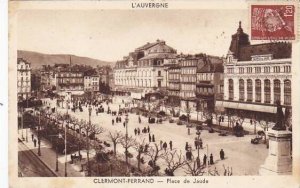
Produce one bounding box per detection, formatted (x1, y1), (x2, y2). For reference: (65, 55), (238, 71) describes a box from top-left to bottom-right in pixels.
(37, 109), (41, 156)
(196, 128), (201, 168)
(64, 100), (69, 177)
(125, 114), (129, 170)
(87, 105), (92, 176)
(21, 106), (24, 141)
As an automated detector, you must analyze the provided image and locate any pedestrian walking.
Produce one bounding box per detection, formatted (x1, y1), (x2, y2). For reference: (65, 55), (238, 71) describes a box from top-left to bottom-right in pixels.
(163, 142), (167, 151)
(138, 116), (141, 124)
(123, 121), (126, 128)
(147, 126), (150, 133)
(31, 134), (34, 141)
(194, 139), (198, 149)
(112, 119), (114, 125)
(137, 128), (140, 135)
(152, 134), (155, 142)
(134, 128), (137, 136)
(149, 134), (152, 142)
(210, 154), (214, 165)
(188, 128), (190, 135)
(160, 140), (163, 149)
(185, 142), (189, 151)
(33, 138), (37, 147)
(169, 141), (173, 150)
(199, 138), (203, 149)
(220, 149), (225, 160)
(203, 154), (207, 166)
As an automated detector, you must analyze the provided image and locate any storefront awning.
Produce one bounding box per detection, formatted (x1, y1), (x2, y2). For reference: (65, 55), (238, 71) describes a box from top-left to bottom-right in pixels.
(217, 101), (277, 114)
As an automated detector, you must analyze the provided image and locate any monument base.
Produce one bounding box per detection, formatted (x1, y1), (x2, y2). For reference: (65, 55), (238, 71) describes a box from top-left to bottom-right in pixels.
(259, 129), (292, 175)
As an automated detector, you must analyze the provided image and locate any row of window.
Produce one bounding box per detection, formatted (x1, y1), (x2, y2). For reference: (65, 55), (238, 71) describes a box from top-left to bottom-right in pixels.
(17, 82), (30, 87)
(18, 77), (29, 81)
(18, 72), (30, 76)
(169, 74), (180, 80)
(84, 77), (99, 81)
(58, 78), (84, 83)
(58, 73), (82, 77)
(18, 64), (30, 70)
(180, 59), (198, 67)
(181, 68), (196, 75)
(228, 79), (291, 105)
(196, 87), (214, 94)
(197, 73), (214, 81)
(232, 65), (291, 74)
(181, 84), (196, 91)
(169, 83), (180, 90)
(115, 70), (162, 77)
(180, 91), (195, 98)
(18, 88), (30, 93)
(181, 76), (196, 83)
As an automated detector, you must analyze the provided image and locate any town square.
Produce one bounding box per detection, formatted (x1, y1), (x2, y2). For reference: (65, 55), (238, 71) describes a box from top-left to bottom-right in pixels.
(16, 9), (293, 177)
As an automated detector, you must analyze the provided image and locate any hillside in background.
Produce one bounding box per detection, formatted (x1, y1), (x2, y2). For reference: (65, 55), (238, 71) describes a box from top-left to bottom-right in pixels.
(17, 50), (115, 69)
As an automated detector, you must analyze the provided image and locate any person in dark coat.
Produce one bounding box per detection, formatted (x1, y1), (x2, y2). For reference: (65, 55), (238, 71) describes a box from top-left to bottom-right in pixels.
(194, 140), (198, 149)
(199, 139), (203, 149)
(203, 154), (207, 166)
(138, 116), (141, 124)
(169, 141), (173, 150)
(137, 128), (140, 135)
(134, 128), (137, 136)
(220, 149), (225, 160)
(112, 119), (114, 125)
(147, 126), (150, 133)
(33, 138), (37, 147)
(163, 142), (168, 151)
(152, 134), (155, 142)
(31, 134), (34, 141)
(149, 134), (152, 142)
(123, 122), (126, 128)
(210, 154), (214, 165)
(185, 142), (189, 151)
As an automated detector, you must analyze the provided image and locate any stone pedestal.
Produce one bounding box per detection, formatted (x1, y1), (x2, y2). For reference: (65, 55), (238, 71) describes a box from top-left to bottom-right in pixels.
(259, 129), (292, 175)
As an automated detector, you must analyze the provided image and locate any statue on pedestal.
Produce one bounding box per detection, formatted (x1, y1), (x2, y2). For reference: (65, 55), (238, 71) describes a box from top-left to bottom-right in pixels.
(272, 101), (286, 131)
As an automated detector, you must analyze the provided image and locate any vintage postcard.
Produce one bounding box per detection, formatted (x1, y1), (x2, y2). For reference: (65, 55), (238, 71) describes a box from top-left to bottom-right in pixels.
(8, 0), (300, 188)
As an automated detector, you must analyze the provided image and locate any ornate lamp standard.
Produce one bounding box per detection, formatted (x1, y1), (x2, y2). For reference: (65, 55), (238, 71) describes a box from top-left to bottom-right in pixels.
(37, 108), (42, 156)
(195, 127), (201, 168)
(125, 114), (129, 170)
(87, 105), (92, 176)
(64, 99), (70, 177)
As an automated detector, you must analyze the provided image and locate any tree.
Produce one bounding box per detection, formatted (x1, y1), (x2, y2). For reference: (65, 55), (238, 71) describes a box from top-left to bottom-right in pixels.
(108, 131), (123, 156)
(133, 139), (146, 171)
(82, 122), (105, 176)
(120, 135), (136, 167)
(162, 150), (185, 176)
(183, 157), (205, 176)
(145, 143), (165, 176)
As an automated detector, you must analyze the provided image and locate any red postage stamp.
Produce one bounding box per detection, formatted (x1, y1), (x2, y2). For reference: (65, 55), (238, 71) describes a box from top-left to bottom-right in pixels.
(251, 5), (296, 40)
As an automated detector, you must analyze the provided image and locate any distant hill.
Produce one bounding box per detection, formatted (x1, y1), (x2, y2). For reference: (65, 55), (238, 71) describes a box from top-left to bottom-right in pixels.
(17, 50), (115, 69)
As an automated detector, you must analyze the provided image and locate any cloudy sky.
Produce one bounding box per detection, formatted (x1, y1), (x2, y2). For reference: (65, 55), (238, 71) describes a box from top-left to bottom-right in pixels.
(17, 9), (248, 62)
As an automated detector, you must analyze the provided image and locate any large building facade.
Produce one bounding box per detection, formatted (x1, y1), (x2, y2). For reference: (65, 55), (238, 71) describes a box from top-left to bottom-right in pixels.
(56, 71), (84, 95)
(84, 75), (100, 92)
(114, 40), (177, 99)
(17, 58), (31, 100)
(196, 58), (224, 112)
(218, 22), (292, 120)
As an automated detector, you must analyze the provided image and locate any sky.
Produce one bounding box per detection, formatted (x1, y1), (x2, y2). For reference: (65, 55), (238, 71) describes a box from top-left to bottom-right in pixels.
(17, 9), (248, 62)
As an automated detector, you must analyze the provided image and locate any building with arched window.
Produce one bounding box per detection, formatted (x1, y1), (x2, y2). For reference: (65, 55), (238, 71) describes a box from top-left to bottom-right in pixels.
(217, 22), (292, 121)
